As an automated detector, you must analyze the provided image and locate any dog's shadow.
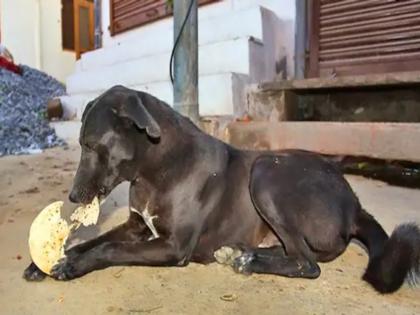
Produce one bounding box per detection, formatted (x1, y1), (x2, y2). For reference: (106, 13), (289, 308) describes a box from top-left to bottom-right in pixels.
(65, 182), (130, 249)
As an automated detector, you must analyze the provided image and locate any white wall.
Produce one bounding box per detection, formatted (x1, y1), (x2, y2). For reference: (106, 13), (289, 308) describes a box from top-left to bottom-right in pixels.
(0, 0), (40, 68)
(39, 0), (76, 82)
(0, 0), (75, 83)
(233, 0), (295, 20)
(233, 0), (295, 78)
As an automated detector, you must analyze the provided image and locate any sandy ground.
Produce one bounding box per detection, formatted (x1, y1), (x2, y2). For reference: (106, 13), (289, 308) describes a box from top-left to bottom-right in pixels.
(0, 145), (419, 315)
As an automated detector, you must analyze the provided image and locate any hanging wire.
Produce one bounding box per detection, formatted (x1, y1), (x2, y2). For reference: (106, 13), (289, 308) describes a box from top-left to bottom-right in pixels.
(169, 0), (195, 85)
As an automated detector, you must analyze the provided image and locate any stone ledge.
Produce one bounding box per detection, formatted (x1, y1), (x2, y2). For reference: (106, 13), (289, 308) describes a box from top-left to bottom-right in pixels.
(256, 71), (420, 91)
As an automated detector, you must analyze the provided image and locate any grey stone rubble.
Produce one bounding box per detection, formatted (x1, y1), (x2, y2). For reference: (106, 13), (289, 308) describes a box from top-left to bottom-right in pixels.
(0, 65), (66, 156)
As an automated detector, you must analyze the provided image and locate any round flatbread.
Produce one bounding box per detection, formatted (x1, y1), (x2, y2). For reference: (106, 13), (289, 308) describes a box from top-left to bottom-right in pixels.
(28, 197), (100, 275)
(28, 201), (70, 274)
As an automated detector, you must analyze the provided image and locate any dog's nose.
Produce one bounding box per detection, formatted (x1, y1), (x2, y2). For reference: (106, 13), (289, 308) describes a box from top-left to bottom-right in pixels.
(68, 190), (80, 203)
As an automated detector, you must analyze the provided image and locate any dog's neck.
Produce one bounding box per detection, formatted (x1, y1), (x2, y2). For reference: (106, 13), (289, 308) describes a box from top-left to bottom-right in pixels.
(132, 131), (198, 190)
(132, 133), (232, 197)
(131, 93), (226, 189)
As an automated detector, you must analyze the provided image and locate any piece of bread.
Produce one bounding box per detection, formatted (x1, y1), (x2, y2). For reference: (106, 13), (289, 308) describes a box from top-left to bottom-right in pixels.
(28, 201), (70, 274)
(70, 197), (100, 227)
(28, 197), (100, 275)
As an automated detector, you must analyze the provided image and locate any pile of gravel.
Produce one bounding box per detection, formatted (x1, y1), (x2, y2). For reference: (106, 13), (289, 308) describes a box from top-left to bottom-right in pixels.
(0, 65), (66, 156)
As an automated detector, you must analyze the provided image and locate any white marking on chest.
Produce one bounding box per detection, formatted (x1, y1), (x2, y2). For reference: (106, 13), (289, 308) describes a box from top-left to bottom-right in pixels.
(130, 202), (160, 240)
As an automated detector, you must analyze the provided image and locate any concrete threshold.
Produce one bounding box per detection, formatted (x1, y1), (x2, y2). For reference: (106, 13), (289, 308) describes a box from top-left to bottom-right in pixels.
(226, 121), (420, 162)
(51, 120), (420, 162)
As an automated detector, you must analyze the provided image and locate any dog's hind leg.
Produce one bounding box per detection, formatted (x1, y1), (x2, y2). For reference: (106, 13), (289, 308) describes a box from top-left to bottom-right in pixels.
(241, 155), (328, 279)
(215, 243), (320, 278)
(230, 235), (321, 279)
(246, 199), (320, 278)
(234, 245), (320, 278)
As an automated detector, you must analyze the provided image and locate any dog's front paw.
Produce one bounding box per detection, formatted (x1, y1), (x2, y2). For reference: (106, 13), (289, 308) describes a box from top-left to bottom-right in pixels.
(232, 252), (255, 275)
(50, 257), (79, 281)
(23, 262), (47, 281)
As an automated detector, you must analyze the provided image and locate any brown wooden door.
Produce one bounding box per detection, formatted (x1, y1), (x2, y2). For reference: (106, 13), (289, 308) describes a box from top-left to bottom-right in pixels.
(308, 0), (420, 78)
(74, 0), (95, 59)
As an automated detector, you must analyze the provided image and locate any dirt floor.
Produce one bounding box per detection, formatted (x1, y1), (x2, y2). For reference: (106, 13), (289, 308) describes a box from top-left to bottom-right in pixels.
(0, 145), (419, 315)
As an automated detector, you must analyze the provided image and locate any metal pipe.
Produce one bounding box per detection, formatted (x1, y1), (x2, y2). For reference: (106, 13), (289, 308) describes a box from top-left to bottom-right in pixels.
(173, 0), (199, 124)
(94, 0), (102, 49)
(294, 0), (307, 79)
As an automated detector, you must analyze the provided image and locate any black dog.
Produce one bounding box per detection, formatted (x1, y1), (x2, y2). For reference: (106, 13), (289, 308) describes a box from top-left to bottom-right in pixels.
(24, 86), (420, 293)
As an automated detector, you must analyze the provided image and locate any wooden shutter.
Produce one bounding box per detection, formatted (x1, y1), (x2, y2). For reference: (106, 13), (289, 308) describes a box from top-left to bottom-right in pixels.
(110, 0), (220, 36)
(308, 0), (420, 77)
(62, 0), (75, 50)
(74, 0), (95, 59)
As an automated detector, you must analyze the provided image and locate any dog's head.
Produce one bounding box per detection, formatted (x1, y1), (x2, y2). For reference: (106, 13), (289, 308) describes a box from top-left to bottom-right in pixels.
(69, 85), (161, 204)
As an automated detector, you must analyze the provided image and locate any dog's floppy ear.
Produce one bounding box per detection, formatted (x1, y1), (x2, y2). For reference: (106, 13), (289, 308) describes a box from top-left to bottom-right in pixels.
(118, 94), (161, 139)
(81, 100), (95, 123)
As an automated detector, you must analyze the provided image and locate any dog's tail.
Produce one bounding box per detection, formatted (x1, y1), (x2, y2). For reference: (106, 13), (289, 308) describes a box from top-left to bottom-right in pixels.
(353, 208), (420, 293)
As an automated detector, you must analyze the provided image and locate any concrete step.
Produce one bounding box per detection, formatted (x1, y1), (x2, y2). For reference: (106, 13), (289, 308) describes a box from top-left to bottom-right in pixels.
(133, 72), (250, 117)
(81, 6), (266, 71)
(67, 37), (262, 95)
(64, 5), (284, 119)
(226, 122), (420, 162)
(247, 73), (420, 122)
(61, 72), (251, 120)
(51, 121), (81, 143)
